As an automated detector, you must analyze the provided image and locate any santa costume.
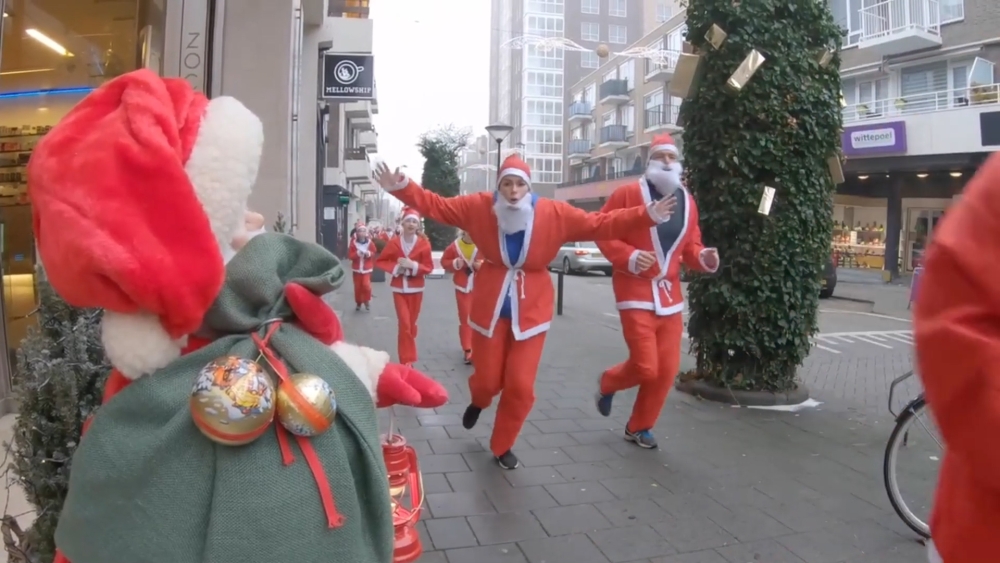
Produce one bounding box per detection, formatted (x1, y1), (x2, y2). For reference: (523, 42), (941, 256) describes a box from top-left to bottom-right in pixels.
(913, 151), (1000, 563)
(27, 69), (447, 563)
(348, 224), (374, 310)
(594, 134), (718, 449)
(440, 231), (483, 364)
(377, 154), (671, 469)
(374, 206), (434, 365)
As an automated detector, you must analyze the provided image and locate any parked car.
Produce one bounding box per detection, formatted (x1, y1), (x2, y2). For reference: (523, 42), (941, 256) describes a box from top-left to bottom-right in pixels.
(821, 254), (837, 298)
(429, 251), (446, 279)
(549, 242), (612, 275)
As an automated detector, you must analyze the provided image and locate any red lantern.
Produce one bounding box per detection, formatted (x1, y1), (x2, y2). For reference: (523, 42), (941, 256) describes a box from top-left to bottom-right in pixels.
(382, 432), (424, 563)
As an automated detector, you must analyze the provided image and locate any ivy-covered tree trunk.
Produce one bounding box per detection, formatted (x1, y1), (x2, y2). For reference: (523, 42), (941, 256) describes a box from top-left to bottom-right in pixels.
(418, 125), (470, 251)
(682, 0), (842, 392)
(5, 270), (109, 562)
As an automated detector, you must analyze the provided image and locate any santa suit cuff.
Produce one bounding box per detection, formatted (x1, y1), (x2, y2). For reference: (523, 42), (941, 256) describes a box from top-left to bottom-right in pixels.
(627, 250), (642, 275)
(699, 248), (719, 273)
(646, 201), (671, 224)
(384, 173), (409, 192)
(391, 265), (403, 277)
(408, 264), (419, 276)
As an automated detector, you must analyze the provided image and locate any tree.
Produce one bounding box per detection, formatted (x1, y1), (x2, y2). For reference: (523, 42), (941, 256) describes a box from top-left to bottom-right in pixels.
(4, 270), (110, 563)
(681, 0), (843, 392)
(417, 125), (471, 250)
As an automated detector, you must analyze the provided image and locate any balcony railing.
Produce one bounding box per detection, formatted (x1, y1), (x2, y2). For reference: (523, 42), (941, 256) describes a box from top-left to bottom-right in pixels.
(559, 167), (642, 188)
(644, 53), (678, 77)
(599, 124), (629, 145)
(860, 0), (940, 43)
(644, 105), (680, 129)
(842, 83), (1000, 123)
(599, 79), (630, 101)
(568, 101), (593, 118)
(344, 147), (368, 161)
(568, 139), (593, 155)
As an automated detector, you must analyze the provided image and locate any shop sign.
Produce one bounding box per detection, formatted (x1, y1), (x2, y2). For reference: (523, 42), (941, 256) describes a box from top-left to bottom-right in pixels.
(322, 53), (375, 100)
(842, 121), (906, 157)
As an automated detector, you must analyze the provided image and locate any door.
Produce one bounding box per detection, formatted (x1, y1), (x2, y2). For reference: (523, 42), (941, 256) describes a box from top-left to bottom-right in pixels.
(905, 208), (945, 271)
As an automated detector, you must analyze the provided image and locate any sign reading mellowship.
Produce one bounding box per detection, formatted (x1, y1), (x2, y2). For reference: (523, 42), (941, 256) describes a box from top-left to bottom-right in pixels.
(322, 52), (375, 100)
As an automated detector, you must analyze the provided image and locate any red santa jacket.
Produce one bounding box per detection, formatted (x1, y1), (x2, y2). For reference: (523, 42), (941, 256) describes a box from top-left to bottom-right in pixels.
(596, 179), (713, 316)
(347, 238), (375, 273)
(374, 233), (433, 293)
(440, 239), (482, 293)
(913, 152), (1000, 563)
(387, 179), (656, 340)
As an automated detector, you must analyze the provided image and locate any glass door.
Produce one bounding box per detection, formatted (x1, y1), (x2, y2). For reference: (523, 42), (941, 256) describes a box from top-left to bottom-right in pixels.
(905, 208), (946, 271)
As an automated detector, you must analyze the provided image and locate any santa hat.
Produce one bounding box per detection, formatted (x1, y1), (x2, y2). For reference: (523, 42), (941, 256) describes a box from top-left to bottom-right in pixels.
(28, 69), (263, 378)
(401, 206), (421, 222)
(498, 154), (532, 189)
(649, 134), (679, 160)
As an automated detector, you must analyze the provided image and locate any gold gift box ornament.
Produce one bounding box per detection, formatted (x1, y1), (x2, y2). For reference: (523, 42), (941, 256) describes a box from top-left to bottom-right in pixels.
(727, 49), (766, 92)
(816, 48), (835, 68)
(705, 24), (728, 50)
(668, 42), (704, 99)
(827, 153), (846, 185)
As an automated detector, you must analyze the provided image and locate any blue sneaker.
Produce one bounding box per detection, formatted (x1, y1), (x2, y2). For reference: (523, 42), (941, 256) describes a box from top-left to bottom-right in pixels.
(624, 428), (658, 449)
(595, 375), (614, 417)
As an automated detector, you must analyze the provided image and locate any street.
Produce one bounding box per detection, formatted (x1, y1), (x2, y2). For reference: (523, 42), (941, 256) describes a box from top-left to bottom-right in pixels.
(332, 274), (928, 563)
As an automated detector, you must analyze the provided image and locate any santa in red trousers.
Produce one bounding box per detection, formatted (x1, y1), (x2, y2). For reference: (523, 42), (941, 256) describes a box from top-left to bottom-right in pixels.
(347, 223), (374, 311)
(440, 231), (483, 364)
(594, 134), (719, 449)
(374, 155), (676, 469)
(375, 206), (434, 366)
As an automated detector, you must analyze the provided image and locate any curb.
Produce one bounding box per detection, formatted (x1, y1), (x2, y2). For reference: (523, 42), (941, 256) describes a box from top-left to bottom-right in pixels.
(675, 378), (811, 406)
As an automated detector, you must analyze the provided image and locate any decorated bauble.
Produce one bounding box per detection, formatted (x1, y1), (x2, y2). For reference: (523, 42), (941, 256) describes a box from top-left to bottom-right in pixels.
(190, 356), (276, 446)
(595, 44), (610, 58)
(276, 373), (337, 437)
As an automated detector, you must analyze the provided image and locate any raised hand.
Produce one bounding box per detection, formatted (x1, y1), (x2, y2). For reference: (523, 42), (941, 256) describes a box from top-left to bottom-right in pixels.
(650, 195), (677, 222)
(374, 162), (403, 191)
(700, 248), (720, 272)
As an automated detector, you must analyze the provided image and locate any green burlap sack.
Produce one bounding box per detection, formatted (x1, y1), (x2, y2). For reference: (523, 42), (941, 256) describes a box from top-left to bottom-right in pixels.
(54, 233), (394, 563)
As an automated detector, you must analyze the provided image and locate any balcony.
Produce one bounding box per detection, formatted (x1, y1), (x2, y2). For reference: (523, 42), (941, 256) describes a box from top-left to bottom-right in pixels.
(598, 124), (629, 148)
(359, 130), (377, 149)
(567, 139), (593, 160)
(344, 100), (372, 120)
(567, 101), (593, 123)
(329, 0), (370, 18)
(344, 148), (371, 181)
(859, 0), (941, 56)
(843, 84), (1000, 124)
(644, 54), (678, 82)
(599, 79), (630, 105)
(644, 105), (680, 133)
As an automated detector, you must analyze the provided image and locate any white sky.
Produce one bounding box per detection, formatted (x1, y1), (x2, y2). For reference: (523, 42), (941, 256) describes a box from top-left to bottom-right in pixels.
(370, 0), (491, 182)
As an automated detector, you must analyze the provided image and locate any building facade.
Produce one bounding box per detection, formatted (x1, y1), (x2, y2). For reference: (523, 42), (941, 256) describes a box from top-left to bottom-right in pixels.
(459, 134), (491, 194)
(488, 0), (645, 197)
(0, 0), (377, 414)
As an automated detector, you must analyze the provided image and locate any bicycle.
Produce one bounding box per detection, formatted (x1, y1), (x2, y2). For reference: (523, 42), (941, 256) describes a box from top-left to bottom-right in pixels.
(883, 370), (942, 539)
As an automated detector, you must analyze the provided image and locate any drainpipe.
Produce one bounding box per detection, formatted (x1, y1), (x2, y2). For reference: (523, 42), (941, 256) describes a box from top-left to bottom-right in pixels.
(288, 5), (304, 235)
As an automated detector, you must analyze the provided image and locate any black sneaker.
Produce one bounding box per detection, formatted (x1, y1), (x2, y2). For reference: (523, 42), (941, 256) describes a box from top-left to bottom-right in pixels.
(355, 304), (361, 311)
(365, 302), (370, 311)
(463, 350), (472, 365)
(624, 428), (657, 449)
(462, 405), (482, 429)
(495, 450), (520, 470)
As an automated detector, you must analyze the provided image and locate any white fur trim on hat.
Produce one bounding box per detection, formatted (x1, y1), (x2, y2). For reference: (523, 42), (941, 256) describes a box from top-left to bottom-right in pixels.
(102, 311), (186, 380)
(330, 341), (391, 400)
(650, 144), (678, 157)
(499, 167), (531, 187)
(402, 211), (420, 222)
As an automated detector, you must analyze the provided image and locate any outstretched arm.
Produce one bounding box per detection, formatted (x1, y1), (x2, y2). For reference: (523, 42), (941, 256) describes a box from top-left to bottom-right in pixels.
(593, 188), (644, 274)
(555, 199), (660, 244)
(680, 200), (718, 273)
(375, 164), (479, 230)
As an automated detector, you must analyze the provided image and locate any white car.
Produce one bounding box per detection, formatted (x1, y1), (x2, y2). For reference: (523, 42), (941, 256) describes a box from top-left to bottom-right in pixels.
(429, 251), (446, 278)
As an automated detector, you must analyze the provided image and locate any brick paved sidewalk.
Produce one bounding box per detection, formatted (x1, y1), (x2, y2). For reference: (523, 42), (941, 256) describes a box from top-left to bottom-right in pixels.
(332, 278), (927, 563)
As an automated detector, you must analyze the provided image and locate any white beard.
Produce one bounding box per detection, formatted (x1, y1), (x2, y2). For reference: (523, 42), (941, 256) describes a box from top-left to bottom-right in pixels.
(646, 161), (683, 197)
(494, 196), (534, 234)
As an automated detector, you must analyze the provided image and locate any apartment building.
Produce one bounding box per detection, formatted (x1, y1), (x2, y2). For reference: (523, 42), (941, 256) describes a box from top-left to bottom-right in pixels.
(460, 135), (492, 194)
(488, 0), (645, 197)
(642, 0), (684, 36)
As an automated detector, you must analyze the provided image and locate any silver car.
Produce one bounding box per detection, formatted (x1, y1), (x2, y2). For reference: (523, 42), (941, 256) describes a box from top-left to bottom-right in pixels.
(549, 241), (612, 275)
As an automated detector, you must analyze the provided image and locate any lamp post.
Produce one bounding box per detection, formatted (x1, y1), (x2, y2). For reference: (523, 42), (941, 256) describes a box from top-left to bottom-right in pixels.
(485, 124), (513, 189)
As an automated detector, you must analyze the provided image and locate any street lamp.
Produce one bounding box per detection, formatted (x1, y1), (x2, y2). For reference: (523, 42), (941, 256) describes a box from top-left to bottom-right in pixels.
(485, 124), (513, 189)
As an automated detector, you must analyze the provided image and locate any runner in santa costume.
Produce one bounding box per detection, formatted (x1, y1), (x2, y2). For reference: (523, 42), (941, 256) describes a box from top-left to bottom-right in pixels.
(440, 231), (484, 364)
(374, 155), (676, 469)
(348, 224), (374, 310)
(913, 151), (1000, 563)
(594, 133), (719, 449)
(375, 206), (434, 366)
(28, 69), (447, 563)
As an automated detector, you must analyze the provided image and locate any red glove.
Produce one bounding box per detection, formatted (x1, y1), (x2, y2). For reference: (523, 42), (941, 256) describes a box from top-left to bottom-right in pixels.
(376, 363), (448, 409)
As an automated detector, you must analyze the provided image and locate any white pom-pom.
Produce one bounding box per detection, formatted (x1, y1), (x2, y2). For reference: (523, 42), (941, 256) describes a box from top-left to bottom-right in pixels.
(102, 311), (185, 380)
(329, 341), (390, 399)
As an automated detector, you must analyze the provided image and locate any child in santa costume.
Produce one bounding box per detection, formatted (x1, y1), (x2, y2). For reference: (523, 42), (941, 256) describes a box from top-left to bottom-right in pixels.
(440, 231), (483, 364)
(348, 223), (374, 310)
(594, 134), (719, 449)
(374, 155), (675, 469)
(28, 69), (447, 563)
(913, 151), (1000, 563)
(375, 207), (434, 366)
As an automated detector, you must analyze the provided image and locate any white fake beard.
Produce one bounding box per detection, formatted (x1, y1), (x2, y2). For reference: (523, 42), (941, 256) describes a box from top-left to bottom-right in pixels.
(646, 161), (683, 197)
(494, 195), (534, 234)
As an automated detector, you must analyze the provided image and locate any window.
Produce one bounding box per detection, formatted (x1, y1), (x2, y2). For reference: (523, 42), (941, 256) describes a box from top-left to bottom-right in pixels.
(618, 60), (634, 90)
(526, 157), (562, 183)
(603, 69), (617, 83)
(603, 111), (616, 126)
(526, 15), (564, 37)
(526, 45), (564, 70)
(582, 0), (599, 14)
(940, 0), (964, 23)
(856, 77), (888, 118)
(609, 0), (626, 17)
(645, 38), (665, 75)
(901, 62), (948, 113)
(581, 22), (600, 41)
(524, 129), (562, 155)
(585, 83), (596, 102)
(656, 2), (671, 22)
(526, 0), (563, 15)
(581, 51), (599, 69)
(525, 100), (563, 126)
(623, 103), (635, 133)
(667, 24), (685, 54)
(609, 24), (627, 44)
(644, 90), (663, 111)
(952, 64), (969, 106)
(526, 71), (564, 97)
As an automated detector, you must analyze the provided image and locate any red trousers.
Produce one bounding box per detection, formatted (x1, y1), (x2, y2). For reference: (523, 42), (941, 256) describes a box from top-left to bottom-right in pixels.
(469, 318), (547, 456)
(600, 310), (684, 433)
(393, 292), (423, 364)
(353, 272), (372, 305)
(455, 290), (473, 352)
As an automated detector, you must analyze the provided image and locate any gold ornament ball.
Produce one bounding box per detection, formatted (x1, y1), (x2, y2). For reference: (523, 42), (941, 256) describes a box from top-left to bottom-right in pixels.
(276, 373), (337, 437)
(595, 44), (610, 58)
(190, 356), (276, 446)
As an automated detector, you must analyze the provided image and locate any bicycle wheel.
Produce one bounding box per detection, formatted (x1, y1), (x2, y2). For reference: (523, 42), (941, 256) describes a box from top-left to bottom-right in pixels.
(883, 396), (939, 538)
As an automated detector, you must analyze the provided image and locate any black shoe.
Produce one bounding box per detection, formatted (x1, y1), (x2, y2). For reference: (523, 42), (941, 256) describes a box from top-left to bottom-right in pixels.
(462, 405), (482, 429)
(355, 304), (361, 311)
(463, 350), (472, 365)
(495, 450), (520, 470)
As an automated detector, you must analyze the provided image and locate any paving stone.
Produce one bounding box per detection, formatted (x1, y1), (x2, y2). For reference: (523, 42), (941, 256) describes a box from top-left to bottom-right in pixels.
(468, 512), (549, 545)
(422, 473), (453, 494)
(443, 544), (528, 563)
(418, 413), (464, 427)
(504, 466), (567, 487)
(654, 493), (732, 521)
(517, 533), (612, 563)
(533, 504), (613, 536)
(425, 491), (496, 518)
(524, 432), (580, 448)
(543, 481), (618, 505)
(398, 425), (451, 441)
(414, 550), (448, 563)
(428, 437), (484, 454)
(650, 514), (738, 553)
(586, 524), (677, 562)
(555, 462), (622, 482)
(561, 443), (622, 463)
(776, 529), (866, 563)
(600, 475), (670, 500)
(714, 538), (807, 563)
(446, 468), (511, 492)
(424, 517), (478, 550)
(708, 506), (793, 542)
(419, 453), (471, 474)
(650, 550), (728, 563)
(594, 498), (672, 527)
(569, 429), (620, 444)
(485, 485), (560, 513)
(515, 448), (575, 467)
(533, 419), (584, 433)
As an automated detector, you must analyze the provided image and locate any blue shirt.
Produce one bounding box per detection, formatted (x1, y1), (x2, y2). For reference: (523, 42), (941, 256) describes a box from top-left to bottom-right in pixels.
(496, 192), (537, 319)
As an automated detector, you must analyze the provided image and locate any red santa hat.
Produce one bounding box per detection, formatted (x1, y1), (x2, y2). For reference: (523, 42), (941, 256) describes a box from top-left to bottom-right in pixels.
(28, 69), (263, 378)
(649, 133), (679, 160)
(497, 154), (532, 190)
(401, 206), (421, 222)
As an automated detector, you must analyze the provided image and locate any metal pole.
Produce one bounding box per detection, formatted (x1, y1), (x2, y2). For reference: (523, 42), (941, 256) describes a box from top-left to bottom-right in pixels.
(556, 271), (564, 316)
(495, 139), (503, 184)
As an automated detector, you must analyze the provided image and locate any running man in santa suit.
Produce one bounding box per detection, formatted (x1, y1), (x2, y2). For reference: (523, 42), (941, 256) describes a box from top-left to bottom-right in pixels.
(347, 223), (374, 311)
(441, 231), (484, 365)
(375, 155), (676, 469)
(595, 134), (720, 449)
(374, 206), (434, 366)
